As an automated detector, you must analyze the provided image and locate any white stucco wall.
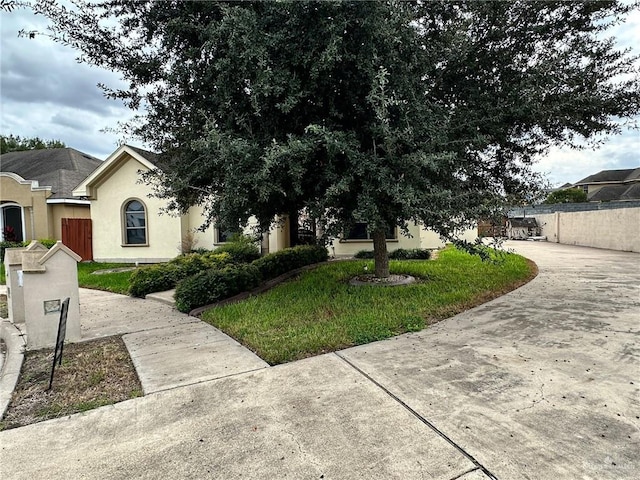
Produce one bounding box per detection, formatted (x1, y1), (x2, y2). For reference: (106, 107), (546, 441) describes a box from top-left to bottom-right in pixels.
(329, 223), (420, 257)
(534, 208), (640, 252)
(328, 223), (478, 257)
(419, 226), (478, 249)
(185, 204), (215, 251)
(90, 156), (184, 262)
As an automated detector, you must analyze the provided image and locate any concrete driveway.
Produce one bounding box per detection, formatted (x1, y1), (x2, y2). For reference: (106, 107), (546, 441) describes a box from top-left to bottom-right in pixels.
(1, 242), (638, 479)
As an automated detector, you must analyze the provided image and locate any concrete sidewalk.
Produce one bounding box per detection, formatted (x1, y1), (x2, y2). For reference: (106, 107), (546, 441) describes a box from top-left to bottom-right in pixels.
(79, 288), (269, 393)
(1, 242), (638, 479)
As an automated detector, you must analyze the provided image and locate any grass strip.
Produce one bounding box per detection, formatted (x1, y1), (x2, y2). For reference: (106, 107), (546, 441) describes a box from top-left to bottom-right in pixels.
(202, 247), (536, 365)
(77, 262), (135, 294)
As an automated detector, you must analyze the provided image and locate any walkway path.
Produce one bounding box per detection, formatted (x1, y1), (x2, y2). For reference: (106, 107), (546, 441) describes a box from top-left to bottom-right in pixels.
(79, 288), (268, 393)
(1, 242), (638, 479)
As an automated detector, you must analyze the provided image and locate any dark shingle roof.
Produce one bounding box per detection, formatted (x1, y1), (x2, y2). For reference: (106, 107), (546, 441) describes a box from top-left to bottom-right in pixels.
(575, 168), (640, 185)
(621, 183), (640, 200)
(588, 185), (629, 202)
(127, 145), (158, 164)
(588, 183), (640, 202)
(509, 217), (538, 228)
(0, 148), (103, 199)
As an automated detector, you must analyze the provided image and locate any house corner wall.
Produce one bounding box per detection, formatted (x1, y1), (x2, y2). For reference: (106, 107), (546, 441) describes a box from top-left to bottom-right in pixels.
(89, 155), (184, 263)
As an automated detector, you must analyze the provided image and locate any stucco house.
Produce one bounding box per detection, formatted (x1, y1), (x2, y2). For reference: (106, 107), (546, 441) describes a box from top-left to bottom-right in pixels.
(0, 148), (102, 259)
(572, 167), (640, 202)
(73, 145), (476, 262)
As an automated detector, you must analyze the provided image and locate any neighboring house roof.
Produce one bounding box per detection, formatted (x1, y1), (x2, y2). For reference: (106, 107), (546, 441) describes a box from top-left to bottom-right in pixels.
(574, 167), (640, 185)
(72, 144), (157, 199)
(0, 148), (102, 199)
(589, 183), (640, 202)
(588, 185), (629, 202)
(508, 217), (537, 228)
(620, 183), (640, 200)
(571, 166), (640, 202)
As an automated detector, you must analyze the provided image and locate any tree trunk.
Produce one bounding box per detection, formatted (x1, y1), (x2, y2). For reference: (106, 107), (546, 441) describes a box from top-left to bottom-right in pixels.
(372, 228), (390, 278)
(288, 209), (299, 247)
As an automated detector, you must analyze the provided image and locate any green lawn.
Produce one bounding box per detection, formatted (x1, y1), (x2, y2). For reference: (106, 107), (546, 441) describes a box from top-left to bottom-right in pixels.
(1, 262), (133, 294)
(76, 263), (135, 295)
(201, 248), (536, 365)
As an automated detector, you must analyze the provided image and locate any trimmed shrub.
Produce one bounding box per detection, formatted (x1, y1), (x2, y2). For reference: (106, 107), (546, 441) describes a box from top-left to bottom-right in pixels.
(129, 263), (182, 298)
(37, 238), (57, 249)
(214, 240), (260, 263)
(129, 252), (233, 297)
(189, 247), (211, 255)
(171, 252), (231, 276)
(389, 248), (431, 260)
(252, 245), (328, 281)
(354, 250), (375, 259)
(174, 263), (262, 313)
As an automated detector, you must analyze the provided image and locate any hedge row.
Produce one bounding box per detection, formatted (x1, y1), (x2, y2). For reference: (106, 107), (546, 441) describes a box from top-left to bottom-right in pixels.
(173, 244), (329, 313)
(174, 264), (262, 313)
(252, 245), (328, 281)
(129, 243), (328, 310)
(354, 248), (431, 260)
(129, 252), (231, 297)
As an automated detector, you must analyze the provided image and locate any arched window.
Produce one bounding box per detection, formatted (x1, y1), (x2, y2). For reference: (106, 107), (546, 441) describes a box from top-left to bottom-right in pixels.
(1, 203), (25, 242)
(123, 199), (147, 245)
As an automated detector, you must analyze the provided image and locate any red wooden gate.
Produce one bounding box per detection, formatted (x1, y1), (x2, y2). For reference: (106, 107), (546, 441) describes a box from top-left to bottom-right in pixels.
(61, 218), (93, 261)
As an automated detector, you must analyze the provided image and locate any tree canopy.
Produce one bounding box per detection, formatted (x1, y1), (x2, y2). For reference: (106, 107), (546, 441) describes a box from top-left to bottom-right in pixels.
(1, 134), (66, 154)
(25, 0), (640, 276)
(544, 188), (588, 204)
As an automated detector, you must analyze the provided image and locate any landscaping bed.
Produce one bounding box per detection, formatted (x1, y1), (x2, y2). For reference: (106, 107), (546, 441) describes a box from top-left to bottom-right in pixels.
(0, 336), (142, 430)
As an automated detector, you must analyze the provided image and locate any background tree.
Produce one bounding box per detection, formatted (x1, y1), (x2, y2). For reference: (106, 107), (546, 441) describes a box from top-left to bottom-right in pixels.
(544, 188), (589, 204)
(25, 0), (640, 277)
(1, 134), (66, 153)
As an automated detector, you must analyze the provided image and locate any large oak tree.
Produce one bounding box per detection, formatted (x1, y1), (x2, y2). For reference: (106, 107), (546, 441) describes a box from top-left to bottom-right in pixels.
(24, 0), (640, 276)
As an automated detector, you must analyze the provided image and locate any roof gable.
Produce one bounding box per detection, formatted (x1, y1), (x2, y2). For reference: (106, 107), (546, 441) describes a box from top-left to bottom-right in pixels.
(72, 144), (158, 198)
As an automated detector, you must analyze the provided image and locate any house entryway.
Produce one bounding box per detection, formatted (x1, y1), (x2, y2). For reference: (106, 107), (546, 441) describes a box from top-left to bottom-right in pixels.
(62, 218), (93, 261)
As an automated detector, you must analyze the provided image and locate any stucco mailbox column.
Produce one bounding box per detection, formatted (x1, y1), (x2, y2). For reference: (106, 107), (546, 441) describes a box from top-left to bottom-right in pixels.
(3, 241), (48, 324)
(21, 241), (82, 350)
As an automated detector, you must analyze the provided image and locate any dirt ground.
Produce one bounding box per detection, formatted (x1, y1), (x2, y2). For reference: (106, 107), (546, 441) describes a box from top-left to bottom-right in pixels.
(1, 335), (142, 430)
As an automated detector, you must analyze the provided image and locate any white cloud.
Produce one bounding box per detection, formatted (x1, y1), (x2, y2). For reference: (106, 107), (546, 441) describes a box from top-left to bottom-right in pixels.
(0, 7), (136, 159)
(532, 5), (640, 186)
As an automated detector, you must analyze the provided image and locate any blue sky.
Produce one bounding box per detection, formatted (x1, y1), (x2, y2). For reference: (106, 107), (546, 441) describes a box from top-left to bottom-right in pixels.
(1, 4), (638, 186)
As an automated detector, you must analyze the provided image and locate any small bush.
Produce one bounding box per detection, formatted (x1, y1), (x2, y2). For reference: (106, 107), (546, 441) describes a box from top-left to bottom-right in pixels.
(354, 248), (431, 260)
(129, 263), (182, 298)
(37, 238), (57, 249)
(171, 252), (231, 276)
(175, 264), (262, 313)
(214, 239), (260, 263)
(389, 248), (431, 260)
(128, 252), (233, 297)
(252, 245), (328, 281)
